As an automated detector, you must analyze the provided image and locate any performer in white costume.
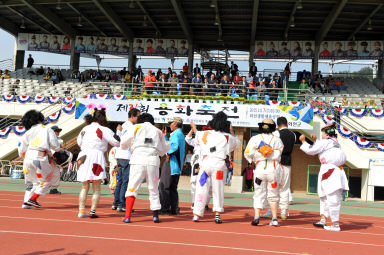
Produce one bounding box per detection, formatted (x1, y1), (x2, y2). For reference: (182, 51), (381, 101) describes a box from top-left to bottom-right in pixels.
(49, 125), (64, 194)
(77, 109), (120, 218)
(300, 124), (348, 231)
(185, 126), (212, 210)
(18, 110), (61, 208)
(244, 118), (284, 227)
(120, 113), (170, 223)
(190, 112), (240, 224)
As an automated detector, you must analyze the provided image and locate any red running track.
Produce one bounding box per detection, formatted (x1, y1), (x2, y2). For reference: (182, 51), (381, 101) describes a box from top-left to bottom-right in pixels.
(0, 191), (383, 255)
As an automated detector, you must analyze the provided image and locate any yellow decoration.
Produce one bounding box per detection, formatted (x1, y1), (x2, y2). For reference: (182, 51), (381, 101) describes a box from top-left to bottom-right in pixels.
(40, 182), (45, 188)
(128, 188), (136, 192)
(24, 168), (29, 175)
(134, 125), (142, 135)
(202, 131), (210, 144)
(31, 137), (42, 148)
(245, 147), (250, 154)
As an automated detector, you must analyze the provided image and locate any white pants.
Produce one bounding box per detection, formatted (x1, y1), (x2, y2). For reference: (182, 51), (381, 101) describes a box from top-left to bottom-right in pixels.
(279, 165), (291, 212)
(50, 165), (61, 189)
(125, 164), (161, 211)
(191, 178), (212, 205)
(193, 159), (227, 217)
(253, 167), (279, 209)
(320, 189), (343, 222)
(24, 158), (53, 196)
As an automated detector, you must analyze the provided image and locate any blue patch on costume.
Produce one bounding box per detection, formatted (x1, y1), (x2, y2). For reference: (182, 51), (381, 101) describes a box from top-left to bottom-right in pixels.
(18, 142), (21, 147)
(257, 140), (267, 149)
(199, 171), (209, 187)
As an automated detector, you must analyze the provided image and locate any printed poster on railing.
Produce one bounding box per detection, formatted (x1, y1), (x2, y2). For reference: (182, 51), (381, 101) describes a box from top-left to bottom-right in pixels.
(369, 159), (384, 187)
(75, 99), (313, 130)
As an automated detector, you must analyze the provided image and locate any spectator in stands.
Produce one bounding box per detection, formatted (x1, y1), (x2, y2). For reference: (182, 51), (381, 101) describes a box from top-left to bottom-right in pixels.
(183, 63), (188, 74)
(11, 79), (19, 95)
(230, 61), (238, 77)
(233, 72), (241, 84)
(206, 68), (213, 79)
(342, 96), (349, 107)
(27, 54), (34, 68)
(51, 72), (59, 85)
(220, 75), (231, 97)
(78, 74), (86, 83)
(36, 66), (44, 75)
(313, 81), (322, 94)
(156, 69), (162, 80)
(104, 72), (112, 82)
(256, 73), (264, 85)
(192, 73), (203, 95)
(64, 88), (72, 97)
(71, 70), (79, 80)
(249, 62), (257, 77)
(207, 73), (218, 96)
(166, 67), (173, 79)
(269, 80), (278, 100)
(299, 78), (308, 95)
(43, 73), (51, 82)
(181, 73), (191, 95)
(322, 80), (331, 94)
(1, 70), (10, 79)
(57, 71), (64, 83)
(177, 71), (184, 81)
(158, 73), (168, 94)
(168, 72), (178, 95)
(144, 69), (156, 94)
(246, 73), (254, 84)
(119, 67), (127, 78)
(111, 72), (119, 82)
(193, 64), (200, 76)
(257, 81), (266, 99)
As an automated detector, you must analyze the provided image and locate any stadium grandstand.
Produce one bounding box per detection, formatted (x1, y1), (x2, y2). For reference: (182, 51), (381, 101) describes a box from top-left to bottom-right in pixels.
(1, 0), (384, 202)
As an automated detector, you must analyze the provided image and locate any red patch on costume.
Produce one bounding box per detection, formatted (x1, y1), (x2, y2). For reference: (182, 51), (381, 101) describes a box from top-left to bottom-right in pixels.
(321, 168), (335, 181)
(92, 164), (104, 176)
(224, 135), (229, 143)
(96, 128), (103, 140)
(271, 182), (277, 188)
(203, 155), (207, 160)
(216, 170), (224, 180)
(36, 173), (43, 178)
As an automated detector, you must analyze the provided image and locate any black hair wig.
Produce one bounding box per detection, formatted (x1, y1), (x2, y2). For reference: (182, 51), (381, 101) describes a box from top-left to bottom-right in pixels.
(321, 124), (337, 138)
(93, 108), (108, 127)
(22, 110), (44, 130)
(137, 113), (155, 125)
(210, 111), (231, 133)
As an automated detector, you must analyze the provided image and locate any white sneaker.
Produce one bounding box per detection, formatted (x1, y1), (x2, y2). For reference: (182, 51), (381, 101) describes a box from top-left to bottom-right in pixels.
(22, 203), (35, 209)
(324, 225), (341, 232)
(78, 213), (88, 218)
(269, 219), (279, 227)
(192, 215), (199, 222)
(191, 204), (194, 210)
(261, 211), (272, 218)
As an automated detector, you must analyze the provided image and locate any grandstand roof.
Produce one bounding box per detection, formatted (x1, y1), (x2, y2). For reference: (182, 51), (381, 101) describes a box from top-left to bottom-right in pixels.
(0, 0), (383, 51)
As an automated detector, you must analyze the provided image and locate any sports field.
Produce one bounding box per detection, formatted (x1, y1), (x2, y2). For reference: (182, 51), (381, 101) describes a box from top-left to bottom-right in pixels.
(1, 179), (383, 255)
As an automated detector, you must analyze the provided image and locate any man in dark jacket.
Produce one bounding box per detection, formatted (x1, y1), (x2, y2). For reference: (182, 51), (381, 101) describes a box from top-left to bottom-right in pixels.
(27, 54), (34, 68)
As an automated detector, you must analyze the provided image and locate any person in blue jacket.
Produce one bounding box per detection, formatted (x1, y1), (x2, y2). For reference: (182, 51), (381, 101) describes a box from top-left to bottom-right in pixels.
(159, 117), (185, 215)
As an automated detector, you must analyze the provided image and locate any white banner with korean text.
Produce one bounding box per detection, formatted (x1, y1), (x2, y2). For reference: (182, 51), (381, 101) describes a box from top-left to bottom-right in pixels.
(75, 99), (313, 130)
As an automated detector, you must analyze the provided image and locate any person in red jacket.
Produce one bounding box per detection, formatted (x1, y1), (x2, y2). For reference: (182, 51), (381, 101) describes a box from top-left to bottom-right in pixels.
(144, 70), (156, 94)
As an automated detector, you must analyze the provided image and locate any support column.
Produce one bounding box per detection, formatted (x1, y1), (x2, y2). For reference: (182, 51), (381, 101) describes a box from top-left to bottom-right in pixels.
(187, 42), (194, 74)
(70, 38), (80, 71)
(230, 127), (249, 193)
(14, 50), (25, 70)
(377, 59), (384, 80)
(311, 41), (320, 76)
(361, 169), (374, 201)
(249, 44), (255, 68)
(128, 40), (135, 73)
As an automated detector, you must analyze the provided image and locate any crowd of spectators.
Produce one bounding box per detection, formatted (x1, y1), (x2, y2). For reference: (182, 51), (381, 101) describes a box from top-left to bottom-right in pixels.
(296, 70), (346, 95)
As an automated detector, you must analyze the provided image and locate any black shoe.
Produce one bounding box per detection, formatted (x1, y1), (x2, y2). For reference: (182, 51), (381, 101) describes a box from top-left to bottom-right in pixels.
(89, 212), (99, 218)
(313, 221), (326, 228)
(111, 205), (117, 210)
(26, 199), (41, 208)
(153, 216), (160, 223)
(49, 189), (61, 194)
(251, 218), (260, 226)
(205, 205), (210, 211)
(117, 207), (126, 212)
(215, 218), (222, 224)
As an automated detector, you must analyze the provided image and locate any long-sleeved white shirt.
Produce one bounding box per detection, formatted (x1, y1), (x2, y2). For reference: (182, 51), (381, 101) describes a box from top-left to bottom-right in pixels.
(77, 122), (120, 152)
(120, 122), (170, 166)
(115, 120), (133, 160)
(300, 138), (346, 167)
(244, 133), (284, 164)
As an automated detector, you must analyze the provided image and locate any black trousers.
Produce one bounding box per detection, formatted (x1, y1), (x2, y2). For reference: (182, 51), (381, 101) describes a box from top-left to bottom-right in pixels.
(159, 162), (180, 213)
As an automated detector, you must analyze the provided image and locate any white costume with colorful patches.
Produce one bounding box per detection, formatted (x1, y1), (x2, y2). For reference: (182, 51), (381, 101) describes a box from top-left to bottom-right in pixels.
(18, 124), (61, 199)
(185, 135), (213, 205)
(244, 133), (283, 209)
(192, 130), (240, 217)
(77, 122), (120, 182)
(120, 122), (170, 211)
(300, 138), (348, 222)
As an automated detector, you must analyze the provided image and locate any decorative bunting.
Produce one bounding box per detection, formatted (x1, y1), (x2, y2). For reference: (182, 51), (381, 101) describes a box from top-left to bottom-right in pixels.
(0, 127), (12, 138)
(112, 94), (126, 100)
(47, 97), (61, 104)
(354, 135), (372, 149)
(95, 94), (110, 100)
(286, 101), (302, 107)
(349, 108), (367, 118)
(63, 103), (76, 113)
(374, 143), (384, 152)
(12, 126), (27, 135)
(17, 96), (31, 103)
(369, 109), (384, 118)
(321, 113), (336, 125)
(63, 97), (76, 104)
(336, 124), (354, 138)
(332, 107), (348, 116)
(47, 110), (61, 122)
(266, 100), (284, 106)
(2, 95), (15, 102)
(82, 95), (93, 100)
(33, 96), (46, 103)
